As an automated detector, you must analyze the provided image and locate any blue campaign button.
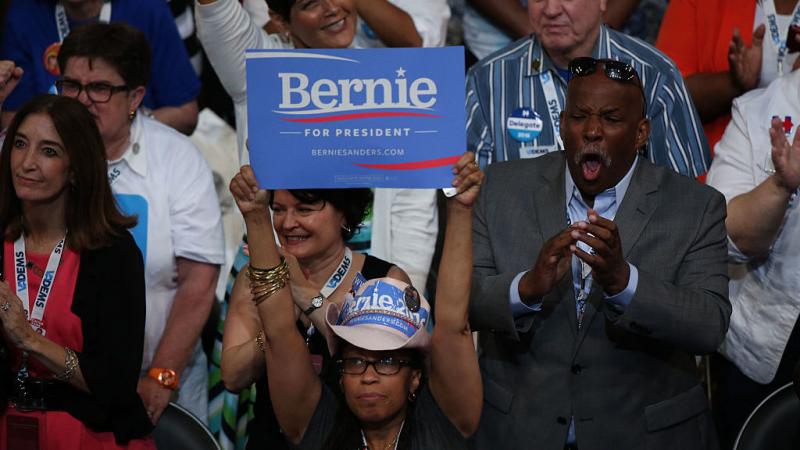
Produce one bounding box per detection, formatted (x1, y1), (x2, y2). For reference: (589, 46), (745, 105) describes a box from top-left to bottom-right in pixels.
(507, 107), (543, 143)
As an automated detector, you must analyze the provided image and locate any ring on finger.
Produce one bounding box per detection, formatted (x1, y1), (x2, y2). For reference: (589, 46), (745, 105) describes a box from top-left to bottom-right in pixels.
(1, 301), (10, 311)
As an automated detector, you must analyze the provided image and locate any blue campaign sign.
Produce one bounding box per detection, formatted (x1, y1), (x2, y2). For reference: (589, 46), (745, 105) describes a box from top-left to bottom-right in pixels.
(245, 47), (465, 189)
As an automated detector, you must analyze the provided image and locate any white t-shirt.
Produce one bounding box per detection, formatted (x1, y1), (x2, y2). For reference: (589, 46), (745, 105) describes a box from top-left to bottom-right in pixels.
(108, 114), (225, 419)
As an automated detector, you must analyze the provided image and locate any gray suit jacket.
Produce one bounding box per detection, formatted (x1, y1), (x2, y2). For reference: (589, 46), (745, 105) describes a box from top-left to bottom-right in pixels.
(469, 152), (730, 450)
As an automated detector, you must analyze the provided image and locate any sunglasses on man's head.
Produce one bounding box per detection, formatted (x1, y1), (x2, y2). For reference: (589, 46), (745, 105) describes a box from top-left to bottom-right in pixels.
(567, 57), (647, 119)
(568, 57), (637, 82)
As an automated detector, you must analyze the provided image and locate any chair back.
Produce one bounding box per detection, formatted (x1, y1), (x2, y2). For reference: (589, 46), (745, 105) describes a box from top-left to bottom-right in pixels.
(153, 402), (221, 450)
(733, 382), (800, 450)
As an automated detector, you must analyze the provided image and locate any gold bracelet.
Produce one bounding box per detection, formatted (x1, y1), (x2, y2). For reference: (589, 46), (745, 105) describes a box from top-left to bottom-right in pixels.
(252, 280), (288, 305)
(247, 257), (289, 281)
(55, 347), (79, 382)
(248, 258), (290, 305)
(255, 331), (266, 352)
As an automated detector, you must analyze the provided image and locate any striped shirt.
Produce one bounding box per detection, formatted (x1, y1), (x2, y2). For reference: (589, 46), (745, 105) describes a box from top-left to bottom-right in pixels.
(465, 26), (710, 177)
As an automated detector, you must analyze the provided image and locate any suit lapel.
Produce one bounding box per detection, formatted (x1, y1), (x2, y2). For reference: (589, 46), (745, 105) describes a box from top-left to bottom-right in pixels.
(531, 154), (567, 248)
(572, 159), (660, 353)
(615, 159), (660, 258)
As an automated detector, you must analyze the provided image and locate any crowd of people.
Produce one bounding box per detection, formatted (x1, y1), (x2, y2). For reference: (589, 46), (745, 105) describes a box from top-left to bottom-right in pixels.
(0, 1), (799, 450)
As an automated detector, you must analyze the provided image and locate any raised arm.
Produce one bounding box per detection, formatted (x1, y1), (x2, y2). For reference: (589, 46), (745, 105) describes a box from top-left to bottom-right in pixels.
(229, 165), (320, 444)
(656, 0), (764, 124)
(195, 0), (269, 103)
(684, 26), (764, 124)
(0, 61), (23, 115)
(428, 152), (483, 437)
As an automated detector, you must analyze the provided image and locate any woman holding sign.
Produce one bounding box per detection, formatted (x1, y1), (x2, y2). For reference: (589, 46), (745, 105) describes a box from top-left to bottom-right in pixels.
(196, 0), (439, 293)
(0, 95), (152, 449)
(197, 2), (441, 446)
(221, 186), (411, 449)
(228, 152), (482, 449)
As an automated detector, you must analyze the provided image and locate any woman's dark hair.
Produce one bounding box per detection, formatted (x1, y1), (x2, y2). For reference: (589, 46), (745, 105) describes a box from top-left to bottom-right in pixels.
(321, 347), (426, 450)
(266, 0), (294, 22)
(0, 95), (136, 250)
(57, 22), (151, 88)
(270, 189), (373, 240)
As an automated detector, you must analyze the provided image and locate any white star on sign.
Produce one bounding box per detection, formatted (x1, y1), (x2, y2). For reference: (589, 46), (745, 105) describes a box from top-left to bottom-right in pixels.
(396, 67), (406, 78)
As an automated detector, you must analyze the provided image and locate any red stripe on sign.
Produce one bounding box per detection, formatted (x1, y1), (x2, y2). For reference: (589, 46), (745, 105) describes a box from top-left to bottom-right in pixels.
(281, 111), (440, 123)
(354, 155), (461, 170)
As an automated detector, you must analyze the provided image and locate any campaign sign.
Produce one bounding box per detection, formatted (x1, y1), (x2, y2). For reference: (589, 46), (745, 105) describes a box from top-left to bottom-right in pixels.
(246, 47), (465, 189)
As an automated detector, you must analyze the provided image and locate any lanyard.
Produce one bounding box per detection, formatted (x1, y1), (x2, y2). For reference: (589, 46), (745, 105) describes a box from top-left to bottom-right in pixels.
(565, 190), (619, 329)
(763, 0), (800, 73)
(13, 235), (66, 336)
(539, 70), (565, 150)
(55, 0), (112, 43)
(305, 247), (352, 339)
(319, 247), (353, 298)
(360, 420), (404, 450)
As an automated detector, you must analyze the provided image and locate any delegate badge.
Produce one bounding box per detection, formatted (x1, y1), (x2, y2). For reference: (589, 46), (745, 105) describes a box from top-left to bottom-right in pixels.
(506, 107), (543, 143)
(43, 41), (61, 76)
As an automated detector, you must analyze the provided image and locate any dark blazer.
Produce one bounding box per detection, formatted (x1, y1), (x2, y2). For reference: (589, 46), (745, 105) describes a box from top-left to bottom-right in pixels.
(469, 152), (730, 450)
(1, 230), (152, 443)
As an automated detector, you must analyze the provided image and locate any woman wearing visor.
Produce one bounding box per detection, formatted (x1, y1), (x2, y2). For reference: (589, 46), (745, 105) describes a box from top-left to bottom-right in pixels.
(228, 152), (482, 449)
(221, 186), (411, 449)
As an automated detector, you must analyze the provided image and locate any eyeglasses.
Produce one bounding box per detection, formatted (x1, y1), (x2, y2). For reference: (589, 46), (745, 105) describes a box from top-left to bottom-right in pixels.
(55, 79), (130, 103)
(337, 357), (412, 375)
(568, 57), (637, 82)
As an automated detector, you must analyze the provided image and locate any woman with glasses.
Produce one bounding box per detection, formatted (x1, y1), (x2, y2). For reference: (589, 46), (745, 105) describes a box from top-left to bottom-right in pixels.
(222, 185), (411, 449)
(228, 151), (482, 449)
(54, 22), (225, 424)
(0, 95), (153, 449)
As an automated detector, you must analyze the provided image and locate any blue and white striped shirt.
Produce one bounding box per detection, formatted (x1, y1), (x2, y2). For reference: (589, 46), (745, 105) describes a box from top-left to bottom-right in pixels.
(465, 26), (710, 177)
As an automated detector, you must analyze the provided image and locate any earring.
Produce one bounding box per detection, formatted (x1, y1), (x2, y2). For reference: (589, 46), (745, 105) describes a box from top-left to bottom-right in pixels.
(128, 110), (136, 120)
(342, 224), (352, 233)
(408, 391), (417, 403)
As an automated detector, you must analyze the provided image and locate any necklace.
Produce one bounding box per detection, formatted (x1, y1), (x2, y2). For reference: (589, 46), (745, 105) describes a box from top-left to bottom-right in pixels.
(360, 420), (405, 450)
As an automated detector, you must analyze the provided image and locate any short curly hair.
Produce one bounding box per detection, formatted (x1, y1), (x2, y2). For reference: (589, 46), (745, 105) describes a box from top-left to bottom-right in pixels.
(270, 189), (373, 240)
(57, 22), (151, 89)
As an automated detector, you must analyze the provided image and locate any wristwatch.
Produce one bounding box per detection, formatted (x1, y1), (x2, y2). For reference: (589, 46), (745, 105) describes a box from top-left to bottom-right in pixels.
(303, 294), (325, 316)
(147, 367), (179, 390)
